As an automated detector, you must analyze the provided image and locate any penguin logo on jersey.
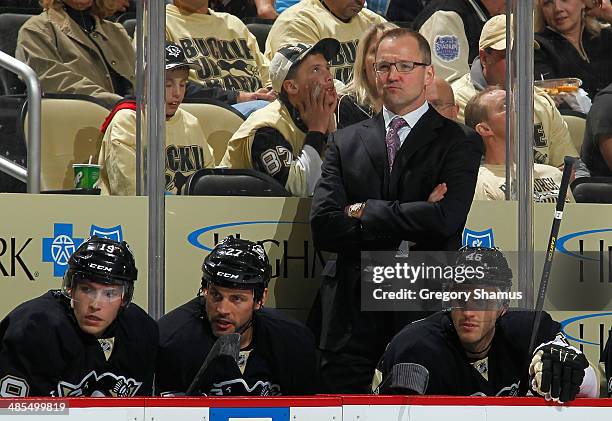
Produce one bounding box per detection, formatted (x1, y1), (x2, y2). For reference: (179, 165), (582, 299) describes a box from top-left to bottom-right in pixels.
(471, 381), (520, 397)
(98, 337), (115, 361)
(56, 370), (141, 397)
(209, 378), (281, 396)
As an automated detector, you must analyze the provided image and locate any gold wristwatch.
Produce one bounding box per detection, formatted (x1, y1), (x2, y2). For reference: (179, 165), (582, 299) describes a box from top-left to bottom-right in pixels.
(348, 202), (365, 218)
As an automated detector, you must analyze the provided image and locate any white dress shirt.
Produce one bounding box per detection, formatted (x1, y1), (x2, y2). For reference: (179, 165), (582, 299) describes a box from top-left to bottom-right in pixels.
(382, 101), (430, 147)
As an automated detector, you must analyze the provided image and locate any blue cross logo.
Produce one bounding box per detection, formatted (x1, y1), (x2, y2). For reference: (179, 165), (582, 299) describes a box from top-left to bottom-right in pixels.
(42, 223), (84, 277)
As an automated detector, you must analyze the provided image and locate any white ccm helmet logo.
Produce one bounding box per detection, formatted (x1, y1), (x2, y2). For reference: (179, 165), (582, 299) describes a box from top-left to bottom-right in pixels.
(217, 271), (239, 279)
(89, 263), (112, 272)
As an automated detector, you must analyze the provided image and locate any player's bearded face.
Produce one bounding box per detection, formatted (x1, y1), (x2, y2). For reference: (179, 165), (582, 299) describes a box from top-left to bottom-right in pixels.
(70, 279), (123, 338)
(451, 307), (504, 355)
(204, 284), (260, 337)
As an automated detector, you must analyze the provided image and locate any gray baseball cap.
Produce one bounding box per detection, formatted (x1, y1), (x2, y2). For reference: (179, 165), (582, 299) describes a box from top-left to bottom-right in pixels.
(269, 38), (340, 92)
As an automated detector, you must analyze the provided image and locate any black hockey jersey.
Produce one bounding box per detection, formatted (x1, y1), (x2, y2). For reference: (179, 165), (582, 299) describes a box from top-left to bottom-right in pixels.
(603, 328), (612, 397)
(156, 297), (317, 396)
(0, 290), (158, 397)
(378, 310), (560, 396)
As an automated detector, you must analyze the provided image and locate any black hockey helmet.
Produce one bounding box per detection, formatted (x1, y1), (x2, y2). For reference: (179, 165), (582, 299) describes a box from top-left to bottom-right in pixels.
(62, 236), (138, 305)
(201, 236), (272, 303)
(444, 246), (514, 310)
(453, 246), (513, 288)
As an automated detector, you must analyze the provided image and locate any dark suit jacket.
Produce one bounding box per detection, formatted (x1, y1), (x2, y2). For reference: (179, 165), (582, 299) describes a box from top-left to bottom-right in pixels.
(309, 106), (483, 351)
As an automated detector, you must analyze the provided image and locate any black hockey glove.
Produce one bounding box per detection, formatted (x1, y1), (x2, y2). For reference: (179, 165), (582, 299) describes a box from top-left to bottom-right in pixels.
(529, 340), (588, 403)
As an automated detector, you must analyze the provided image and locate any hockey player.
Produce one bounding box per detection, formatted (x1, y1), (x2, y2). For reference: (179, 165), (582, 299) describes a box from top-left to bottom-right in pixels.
(375, 246), (599, 402)
(604, 328), (612, 397)
(0, 237), (158, 397)
(156, 236), (317, 396)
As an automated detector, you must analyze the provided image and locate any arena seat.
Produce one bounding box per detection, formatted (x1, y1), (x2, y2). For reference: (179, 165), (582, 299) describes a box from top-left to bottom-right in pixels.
(122, 19), (136, 38)
(0, 13), (30, 95)
(23, 96), (110, 191)
(111, 11), (136, 24)
(246, 22), (272, 52)
(181, 168), (290, 196)
(0, 0), (41, 15)
(570, 177), (612, 203)
(179, 101), (245, 165)
(560, 110), (587, 153)
(0, 94), (27, 192)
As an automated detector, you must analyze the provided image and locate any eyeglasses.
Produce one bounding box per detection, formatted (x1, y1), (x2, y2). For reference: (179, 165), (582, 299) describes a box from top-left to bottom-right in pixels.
(430, 101), (457, 111)
(73, 283), (125, 303)
(374, 60), (430, 74)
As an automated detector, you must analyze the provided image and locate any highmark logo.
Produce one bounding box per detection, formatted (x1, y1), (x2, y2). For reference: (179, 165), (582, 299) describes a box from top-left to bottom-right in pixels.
(43, 223), (125, 277)
(187, 221), (320, 279)
(556, 228), (612, 283)
(187, 221), (308, 251)
(559, 312), (612, 351)
(556, 228), (612, 261)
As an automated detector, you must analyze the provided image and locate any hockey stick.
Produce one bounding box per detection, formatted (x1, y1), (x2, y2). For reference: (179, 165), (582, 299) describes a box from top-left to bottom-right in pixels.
(527, 156), (575, 357)
(185, 333), (240, 396)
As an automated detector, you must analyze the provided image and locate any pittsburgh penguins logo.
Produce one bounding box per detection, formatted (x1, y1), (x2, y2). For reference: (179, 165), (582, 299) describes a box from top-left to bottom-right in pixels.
(56, 371), (142, 397)
(209, 378), (281, 396)
(217, 59), (257, 78)
(98, 337), (115, 361)
(252, 244), (266, 261)
(471, 381), (520, 397)
(166, 44), (182, 58)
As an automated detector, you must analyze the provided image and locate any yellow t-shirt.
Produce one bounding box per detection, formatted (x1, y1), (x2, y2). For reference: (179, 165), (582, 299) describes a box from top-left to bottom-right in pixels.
(220, 100), (313, 196)
(166, 4), (271, 92)
(452, 75), (578, 167)
(264, 0), (386, 83)
(98, 107), (214, 195)
(474, 163), (574, 203)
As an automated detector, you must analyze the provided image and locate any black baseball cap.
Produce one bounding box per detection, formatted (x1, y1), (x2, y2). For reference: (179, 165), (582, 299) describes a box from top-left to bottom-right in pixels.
(165, 42), (202, 72)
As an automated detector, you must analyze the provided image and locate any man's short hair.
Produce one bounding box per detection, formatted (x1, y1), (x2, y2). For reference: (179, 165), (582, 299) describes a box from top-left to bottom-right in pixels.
(376, 28), (431, 64)
(464, 86), (501, 130)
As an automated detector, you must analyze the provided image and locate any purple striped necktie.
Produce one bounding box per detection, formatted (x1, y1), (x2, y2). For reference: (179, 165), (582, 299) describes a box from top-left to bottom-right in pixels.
(385, 116), (409, 172)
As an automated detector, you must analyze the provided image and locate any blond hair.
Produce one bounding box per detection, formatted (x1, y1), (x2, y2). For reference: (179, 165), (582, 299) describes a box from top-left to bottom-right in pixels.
(40, 0), (122, 19)
(534, 0), (603, 37)
(341, 22), (398, 110)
